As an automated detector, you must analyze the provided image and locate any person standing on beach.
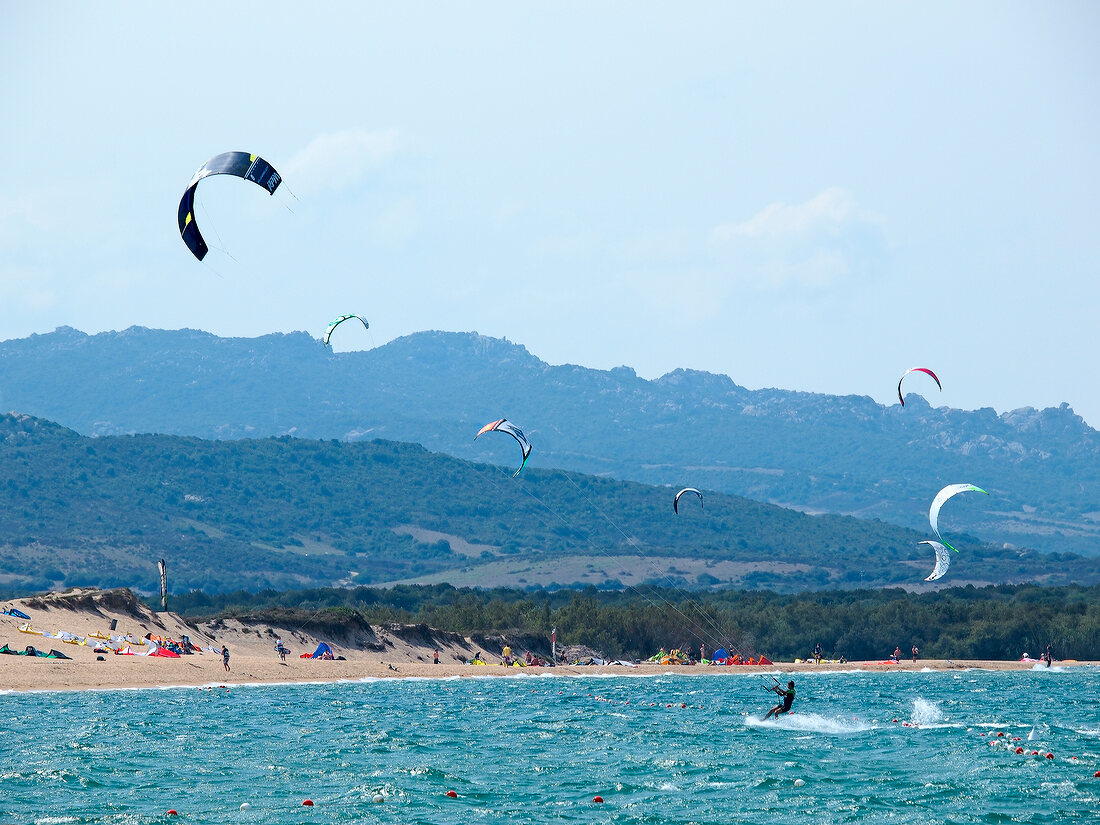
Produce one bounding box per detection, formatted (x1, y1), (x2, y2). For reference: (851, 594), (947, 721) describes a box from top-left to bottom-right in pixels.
(433, 648), (440, 665)
(892, 646), (902, 662)
(222, 645), (231, 672)
(911, 645), (919, 662)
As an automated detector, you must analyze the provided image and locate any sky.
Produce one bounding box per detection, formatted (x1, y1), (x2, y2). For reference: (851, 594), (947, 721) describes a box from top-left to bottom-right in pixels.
(3, 2), (1099, 427)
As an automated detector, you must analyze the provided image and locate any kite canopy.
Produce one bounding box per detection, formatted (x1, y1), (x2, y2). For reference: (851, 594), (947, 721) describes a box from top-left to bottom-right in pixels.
(898, 367), (941, 406)
(475, 418), (532, 477)
(177, 152), (282, 261)
(673, 487), (703, 514)
(919, 540), (952, 582)
(929, 483), (989, 552)
(322, 314), (369, 347)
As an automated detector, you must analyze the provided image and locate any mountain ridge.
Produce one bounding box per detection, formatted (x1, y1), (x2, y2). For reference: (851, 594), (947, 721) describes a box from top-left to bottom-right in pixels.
(2, 326), (1096, 557)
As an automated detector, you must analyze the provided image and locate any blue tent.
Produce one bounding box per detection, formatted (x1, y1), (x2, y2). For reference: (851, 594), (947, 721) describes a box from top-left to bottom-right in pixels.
(309, 642), (334, 659)
(712, 648), (729, 664)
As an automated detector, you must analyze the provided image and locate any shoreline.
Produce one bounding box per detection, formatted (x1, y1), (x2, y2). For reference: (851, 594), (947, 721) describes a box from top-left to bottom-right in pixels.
(3, 589), (1093, 695)
(3, 656), (1093, 696)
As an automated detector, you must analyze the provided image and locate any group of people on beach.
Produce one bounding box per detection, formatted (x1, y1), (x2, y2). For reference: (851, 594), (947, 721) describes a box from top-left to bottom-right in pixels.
(1030, 643), (1056, 667)
(888, 645), (920, 663)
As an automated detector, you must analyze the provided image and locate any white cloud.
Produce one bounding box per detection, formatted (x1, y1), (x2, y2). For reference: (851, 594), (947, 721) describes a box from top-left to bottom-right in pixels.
(710, 188), (886, 290)
(284, 128), (400, 193)
(712, 187), (858, 241)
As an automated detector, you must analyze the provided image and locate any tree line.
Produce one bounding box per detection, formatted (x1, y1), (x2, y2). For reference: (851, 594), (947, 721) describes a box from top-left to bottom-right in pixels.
(174, 581), (1100, 662)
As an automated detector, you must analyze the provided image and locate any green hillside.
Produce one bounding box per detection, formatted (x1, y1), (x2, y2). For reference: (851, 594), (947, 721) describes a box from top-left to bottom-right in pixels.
(2, 413), (1097, 597)
(2, 327), (1097, 557)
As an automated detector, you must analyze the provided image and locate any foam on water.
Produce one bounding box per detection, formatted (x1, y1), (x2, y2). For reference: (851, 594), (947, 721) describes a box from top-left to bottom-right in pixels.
(743, 711), (873, 734)
(910, 697), (944, 726)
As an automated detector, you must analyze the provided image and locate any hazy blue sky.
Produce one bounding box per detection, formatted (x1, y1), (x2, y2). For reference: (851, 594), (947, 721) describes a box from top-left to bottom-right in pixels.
(3, 3), (1098, 426)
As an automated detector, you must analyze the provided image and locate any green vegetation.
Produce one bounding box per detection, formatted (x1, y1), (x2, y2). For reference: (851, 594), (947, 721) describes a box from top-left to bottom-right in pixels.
(4, 413), (1099, 597)
(173, 581), (1100, 662)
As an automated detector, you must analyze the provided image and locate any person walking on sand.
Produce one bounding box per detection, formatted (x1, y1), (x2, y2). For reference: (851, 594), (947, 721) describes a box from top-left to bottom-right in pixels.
(222, 645), (231, 672)
(274, 638), (288, 663)
(433, 648), (440, 665)
(912, 645), (919, 662)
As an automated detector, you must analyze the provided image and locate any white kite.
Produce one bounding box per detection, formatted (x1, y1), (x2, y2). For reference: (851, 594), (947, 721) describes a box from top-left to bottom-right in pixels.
(919, 540), (952, 582)
(929, 483), (989, 552)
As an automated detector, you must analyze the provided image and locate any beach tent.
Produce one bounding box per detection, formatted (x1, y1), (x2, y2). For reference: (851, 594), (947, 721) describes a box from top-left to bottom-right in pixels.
(308, 642), (335, 659)
(711, 648), (729, 664)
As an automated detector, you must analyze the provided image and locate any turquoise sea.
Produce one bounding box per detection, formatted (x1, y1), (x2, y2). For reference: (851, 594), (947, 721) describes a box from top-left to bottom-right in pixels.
(2, 667), (1098, 824)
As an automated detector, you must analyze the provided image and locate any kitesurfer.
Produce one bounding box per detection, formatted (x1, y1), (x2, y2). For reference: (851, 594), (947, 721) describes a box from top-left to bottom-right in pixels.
(764, 680), (796, 720)
(275, 638), (289, 663)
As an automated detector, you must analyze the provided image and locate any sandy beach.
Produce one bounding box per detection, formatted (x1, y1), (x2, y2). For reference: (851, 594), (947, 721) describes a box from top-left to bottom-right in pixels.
(2, 590), (1092, 693)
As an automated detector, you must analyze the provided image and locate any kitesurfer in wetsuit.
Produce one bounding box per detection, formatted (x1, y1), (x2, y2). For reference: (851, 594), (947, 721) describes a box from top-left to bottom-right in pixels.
(764, 681), (796, 720)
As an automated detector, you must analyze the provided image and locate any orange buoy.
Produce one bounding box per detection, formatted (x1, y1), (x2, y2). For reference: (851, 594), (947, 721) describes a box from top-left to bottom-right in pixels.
(681, 703), (687, 709)
(1045, 753), (1054, 760)
(302, 799), (314, 806)
(1015, 747), (1023, 754)
(996, 732), (1004, 738)
(1093, 770), (1100, 778)
(593, 796), (604, 804)
(167, 811), (178, 817)
(446, 791), (458, 799)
